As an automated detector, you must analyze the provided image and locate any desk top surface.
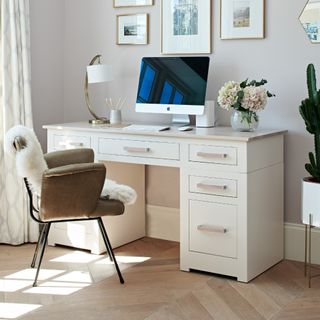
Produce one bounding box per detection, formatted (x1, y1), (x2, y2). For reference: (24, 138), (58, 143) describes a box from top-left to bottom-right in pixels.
(44, 122), (286, 142)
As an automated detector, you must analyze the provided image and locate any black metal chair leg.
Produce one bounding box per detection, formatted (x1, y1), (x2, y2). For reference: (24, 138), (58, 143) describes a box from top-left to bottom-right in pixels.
(96, 219), (113, 261)
(33, 223), (51, 287)
(101, 225), (114, 262)
(104, 239), (114, 262)
(31, 224), (46, 268)
(97, 218), (124, 284)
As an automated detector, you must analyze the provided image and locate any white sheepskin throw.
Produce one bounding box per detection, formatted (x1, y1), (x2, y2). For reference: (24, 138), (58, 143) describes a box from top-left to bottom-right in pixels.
(5, 125), (137, 204)
(101, 179), (137, 205)
(5, 125), (48, 196)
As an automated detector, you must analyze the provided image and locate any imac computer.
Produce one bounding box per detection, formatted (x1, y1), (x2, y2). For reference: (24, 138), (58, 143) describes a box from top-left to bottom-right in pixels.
(135, 56), (210, 125)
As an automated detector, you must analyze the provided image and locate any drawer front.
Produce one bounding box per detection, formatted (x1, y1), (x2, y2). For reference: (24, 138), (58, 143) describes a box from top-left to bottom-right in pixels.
(189, 200), (237, 258)
(189, 176), (237, 198)
(53, 134), (91, 151)
(189, 144), (237, 165)
(98, 138), (180, 160)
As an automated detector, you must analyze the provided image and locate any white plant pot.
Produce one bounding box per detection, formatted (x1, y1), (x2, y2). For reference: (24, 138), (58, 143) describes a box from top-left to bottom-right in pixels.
(302, 177), (320, 227)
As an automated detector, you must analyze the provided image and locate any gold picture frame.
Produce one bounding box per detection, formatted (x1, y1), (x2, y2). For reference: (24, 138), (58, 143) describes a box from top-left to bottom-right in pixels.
(113, 0), (153, 8)
(161, 0), (212, 55)
(117, 13), (149, 45)
(220, 0), (265, 40)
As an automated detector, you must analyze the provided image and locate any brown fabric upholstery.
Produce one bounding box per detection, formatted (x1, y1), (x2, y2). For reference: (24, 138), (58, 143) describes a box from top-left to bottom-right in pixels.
(90, 198), (125, 218)
(26, 148), (125, 222)
(39, 161), (124, 222)
(44, 148), (94, 169)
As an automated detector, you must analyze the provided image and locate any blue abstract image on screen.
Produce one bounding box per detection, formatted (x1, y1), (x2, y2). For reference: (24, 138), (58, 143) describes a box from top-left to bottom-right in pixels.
(160, 81), (174, 104)
(137, 62), (156, 102)
(173, 90), (184, 104)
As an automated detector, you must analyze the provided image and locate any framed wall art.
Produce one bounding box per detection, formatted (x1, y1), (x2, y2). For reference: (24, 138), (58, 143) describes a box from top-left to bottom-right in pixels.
(117, 14), (149, 45)
(113, 0), (153, 8)
(161, 0), (212, 54)
(299, 0), (320, 43)
(220, 0), (265, 39)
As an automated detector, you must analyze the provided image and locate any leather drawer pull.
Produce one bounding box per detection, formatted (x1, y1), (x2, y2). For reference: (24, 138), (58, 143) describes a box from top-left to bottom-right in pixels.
(123, 146), (150, 153)
(197, 224), (227, 234)
(196, 152), (228, 159)
(197, 183), (227, 191)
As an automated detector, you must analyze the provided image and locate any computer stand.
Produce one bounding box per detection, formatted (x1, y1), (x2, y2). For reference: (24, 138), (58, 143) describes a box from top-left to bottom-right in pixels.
(172, 114), (190, 125)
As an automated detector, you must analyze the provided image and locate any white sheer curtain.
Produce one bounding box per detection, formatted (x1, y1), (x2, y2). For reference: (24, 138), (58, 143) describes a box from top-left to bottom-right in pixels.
(0, 0), (37, 244)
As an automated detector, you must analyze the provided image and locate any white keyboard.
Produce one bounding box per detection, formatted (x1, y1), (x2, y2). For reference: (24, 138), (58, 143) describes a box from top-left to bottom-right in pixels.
(123, 124), (170, 132)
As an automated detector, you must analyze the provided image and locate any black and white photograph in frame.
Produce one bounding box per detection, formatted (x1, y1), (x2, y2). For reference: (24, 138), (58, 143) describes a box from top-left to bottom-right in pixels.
(117, 14), (148, 45)
(220, 0), (265, 39)
(113, 0), (153, 8)
(161, 0), (211, 54)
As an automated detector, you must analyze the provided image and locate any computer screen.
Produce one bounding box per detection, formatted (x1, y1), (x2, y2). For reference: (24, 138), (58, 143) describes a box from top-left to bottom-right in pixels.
(136, 57), (210, 116)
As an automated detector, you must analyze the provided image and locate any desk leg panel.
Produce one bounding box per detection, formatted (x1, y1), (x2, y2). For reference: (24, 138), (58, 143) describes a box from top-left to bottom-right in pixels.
(101, 161), (146, 250)
(48, 162), (146, 254)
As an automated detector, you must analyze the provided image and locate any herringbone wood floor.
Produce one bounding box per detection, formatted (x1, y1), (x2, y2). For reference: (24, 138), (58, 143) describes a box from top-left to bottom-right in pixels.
(1, 238), (320, 320)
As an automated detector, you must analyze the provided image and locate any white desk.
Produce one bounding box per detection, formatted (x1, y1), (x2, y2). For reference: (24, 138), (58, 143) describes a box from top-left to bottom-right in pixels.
(44, 122), (285, 282)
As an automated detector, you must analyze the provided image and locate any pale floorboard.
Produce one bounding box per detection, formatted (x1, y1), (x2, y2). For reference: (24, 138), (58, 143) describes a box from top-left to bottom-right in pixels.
(1, 238), (320, 320)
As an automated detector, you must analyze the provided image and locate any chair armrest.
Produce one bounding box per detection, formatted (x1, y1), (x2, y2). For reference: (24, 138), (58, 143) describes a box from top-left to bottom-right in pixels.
(44, 148), (94, 169)
(40, 162), (106, 221)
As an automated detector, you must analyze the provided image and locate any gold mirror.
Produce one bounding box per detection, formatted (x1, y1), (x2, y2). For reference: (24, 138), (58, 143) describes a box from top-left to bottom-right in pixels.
(299, 0), (320, 43)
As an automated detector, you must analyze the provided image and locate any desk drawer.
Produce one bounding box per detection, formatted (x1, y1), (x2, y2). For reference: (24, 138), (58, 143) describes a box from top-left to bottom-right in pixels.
(53, 134), (91, 150)
(189, 176), (237, 198)
(98, 138), (180, 160)
(189, 144), (237, 166)
(189, 200), (237, 258)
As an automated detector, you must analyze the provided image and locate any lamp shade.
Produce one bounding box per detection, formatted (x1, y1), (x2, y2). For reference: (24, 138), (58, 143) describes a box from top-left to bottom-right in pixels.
(87, 64), (113, 84)
(302, 178), (320, 227)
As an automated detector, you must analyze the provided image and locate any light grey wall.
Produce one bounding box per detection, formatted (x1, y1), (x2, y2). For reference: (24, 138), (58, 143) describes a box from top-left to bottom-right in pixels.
(31, 0), (320, 223)
(30, 0), (65, 149)
(63, 0), (165, 124)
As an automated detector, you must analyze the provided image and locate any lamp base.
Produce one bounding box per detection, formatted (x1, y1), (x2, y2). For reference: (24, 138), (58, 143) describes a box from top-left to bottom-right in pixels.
(89, 118), (110, 125)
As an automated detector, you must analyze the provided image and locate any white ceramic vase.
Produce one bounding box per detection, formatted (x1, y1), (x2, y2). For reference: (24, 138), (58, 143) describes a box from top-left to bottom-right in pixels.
(302, 177), (320, 227)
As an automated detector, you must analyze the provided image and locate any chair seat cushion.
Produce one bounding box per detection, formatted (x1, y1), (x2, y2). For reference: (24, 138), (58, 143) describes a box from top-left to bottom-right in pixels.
(40, 198), (125, 222)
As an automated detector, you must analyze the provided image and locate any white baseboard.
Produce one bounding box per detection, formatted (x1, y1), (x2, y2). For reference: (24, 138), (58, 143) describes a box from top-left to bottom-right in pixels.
(146, 205), (320, 264)
(146, 205), (180, 242)
(285, 222), (320, 264)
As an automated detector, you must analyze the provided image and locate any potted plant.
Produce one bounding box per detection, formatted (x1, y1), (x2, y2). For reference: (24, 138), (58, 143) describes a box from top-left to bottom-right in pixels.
(300, 64), (320, 228)
(217, 79), (275, 132)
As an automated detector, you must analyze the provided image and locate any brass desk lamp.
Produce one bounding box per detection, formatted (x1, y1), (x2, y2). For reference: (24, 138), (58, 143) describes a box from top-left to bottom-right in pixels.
(85, 54), (113, 124)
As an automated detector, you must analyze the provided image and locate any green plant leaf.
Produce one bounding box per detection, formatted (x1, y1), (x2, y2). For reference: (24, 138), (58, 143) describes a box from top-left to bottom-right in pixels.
(248, 79), (267, 87)
(240, 79), (248, 88)
(237, 90), (244, 99)
(314, 133), (320, 171)
(305, 163), (315, 176)
(315, 91), (320, 126)
(267, 91), (275, 97)
(307, 64), (317, 104)
(300, 64), (320, 180)
(309, 152), (317, 169)
(299, 102), (314, 133)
